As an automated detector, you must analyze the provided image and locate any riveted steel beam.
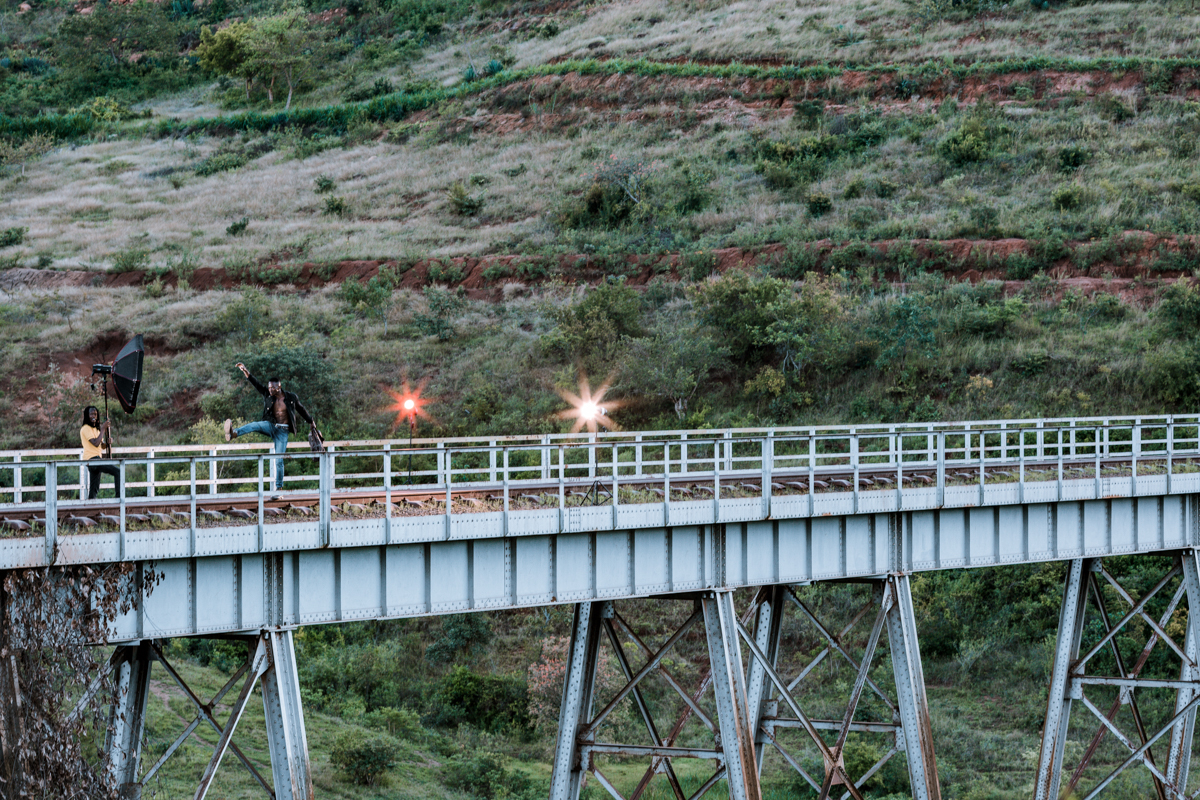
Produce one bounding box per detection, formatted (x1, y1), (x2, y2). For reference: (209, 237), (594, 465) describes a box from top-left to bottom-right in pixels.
(550, 602), (605, 800)
(884, 574), (940, 800)
(1034, 558), (1090, 800)
(703, 591), (762, 800)
(261, 629), (314, 800)
(106, 641), (152, 800)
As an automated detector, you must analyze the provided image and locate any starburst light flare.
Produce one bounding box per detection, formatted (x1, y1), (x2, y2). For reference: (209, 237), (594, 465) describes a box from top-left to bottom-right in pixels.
(556, 373), (621, 433)
(385, 380), (433, 433)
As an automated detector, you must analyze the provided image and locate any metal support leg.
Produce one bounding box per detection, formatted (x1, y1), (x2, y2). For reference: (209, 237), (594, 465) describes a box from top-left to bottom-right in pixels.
(107, 641), (152, 800)
(885, 574), (941, 800)
(261, 629), (314, 800)
(703, 591), (762, 800)
(1034, 558), (1090, 800)
(747, 585), (784, 773)
(550, 601), (604, 800)
(1167, 549), (1200, 791)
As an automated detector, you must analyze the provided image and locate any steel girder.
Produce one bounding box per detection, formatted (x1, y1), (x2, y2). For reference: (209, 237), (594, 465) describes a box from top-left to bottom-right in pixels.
(747, 577), (939, 800)
(107, 641), (153, 799)
(549, 578), (940, 800)
(98, 631), (313, 800)
(1036, 551), (1200, 800)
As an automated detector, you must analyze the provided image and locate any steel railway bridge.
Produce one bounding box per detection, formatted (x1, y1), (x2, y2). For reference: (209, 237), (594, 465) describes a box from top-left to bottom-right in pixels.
(3, 414), (1200, 799)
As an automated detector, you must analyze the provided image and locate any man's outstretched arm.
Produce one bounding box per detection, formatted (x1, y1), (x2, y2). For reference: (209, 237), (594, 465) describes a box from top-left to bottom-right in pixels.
(237, 362), (268, 396)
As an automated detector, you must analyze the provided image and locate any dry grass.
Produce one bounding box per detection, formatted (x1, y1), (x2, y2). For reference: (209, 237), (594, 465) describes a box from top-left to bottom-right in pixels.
(406, 0), (1200, 87)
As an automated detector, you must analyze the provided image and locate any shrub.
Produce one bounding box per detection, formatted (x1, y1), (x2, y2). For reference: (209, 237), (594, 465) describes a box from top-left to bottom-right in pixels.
(1011, 351), (1050, 376)
(683, 250), (718, 281)
(447, 181), (484, 215)
(1051, 185), (1085, 211)
(314, 174), (336, 193)
(443, 752), (537, 800)
(330, 730), (399, 786)
(806, 192), (833, 216)
(481, 263), (513, 282)
(413, 286), (465, 340)
(1029, 233), (1070, 270)
(848, 205), (879, 230)
(1004, 254), (1038, 280)
(772, 243), (821, 280)
(110, 246), (150, 273)
(427, 261), (466, 284)
(195, 152), (246, 176)
(1096, 92), (1135, 122)
(1058, 145), (1089, 172)
(0, 227), (26, 248)
(226, 217), (249, 237)
(323, 196), (348, 216)
(939, 115), (992, 165)
(1180, 184), (1200, 204)
(828, 241), (879, 274)
(430, 666), (530, 732)
(874, 177), (899, 198)
(1157, 281), (1200, 339)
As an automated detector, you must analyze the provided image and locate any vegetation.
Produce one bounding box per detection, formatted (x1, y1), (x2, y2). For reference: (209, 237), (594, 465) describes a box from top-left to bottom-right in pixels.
(7, 0), (1200, 795)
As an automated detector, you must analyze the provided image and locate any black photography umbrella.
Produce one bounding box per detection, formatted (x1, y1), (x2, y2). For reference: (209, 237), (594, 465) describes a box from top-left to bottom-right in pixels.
(92, 334), (144, 456)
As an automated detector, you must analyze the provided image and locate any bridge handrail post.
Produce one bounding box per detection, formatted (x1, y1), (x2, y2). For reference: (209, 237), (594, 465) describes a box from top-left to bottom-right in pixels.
(558, 445), (565, 532)
(542, 435), (551, 481)
(588, 434), (596, 479)
(445, 449), (453, 539)
(663, 444), (670, 528)
(384, 446), (392, 543)
(851, 432), (859, 515)
(681, 433), (688, 476)
(936, 433), (945, 507)
(808, 433), (815, 518)
(502, 448), (510, 537)
(1038, 420), (1045, 461)
(119, 461), (127, 557)
(763, 432), (773, 519)
(147, 450), (155, 498)
(14, 453), (21, 504)
(1019, 439), (1026, 505)
(1168, 420), (1174, 495)
(978, 445), (984, 507)
(714, 438), (721, 520)
(1094, 426), (1102, 499)
(636, 435), (644, 479)
(209, 449), (217, 495)
(319, 451), (332, 547)
(724, 430), (733, 472)
(257, 456), (265, 550)
(489, 442), (497, 483)
(44, 463), (56, 565)
(189, 459), (197, 556)
(609, 441), (619, 527)
(1057, 443), (1064, 502)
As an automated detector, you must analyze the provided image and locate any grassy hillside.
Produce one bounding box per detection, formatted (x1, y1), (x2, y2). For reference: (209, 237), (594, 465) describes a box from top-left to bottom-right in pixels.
(6, 0), (1200, 797)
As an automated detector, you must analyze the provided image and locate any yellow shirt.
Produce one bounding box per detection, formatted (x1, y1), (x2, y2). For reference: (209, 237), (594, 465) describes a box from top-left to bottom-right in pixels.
(80, 425), (103, 460)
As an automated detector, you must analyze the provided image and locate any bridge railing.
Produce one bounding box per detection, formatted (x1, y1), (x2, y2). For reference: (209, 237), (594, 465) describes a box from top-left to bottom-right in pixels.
(0, 417), (1199, 554)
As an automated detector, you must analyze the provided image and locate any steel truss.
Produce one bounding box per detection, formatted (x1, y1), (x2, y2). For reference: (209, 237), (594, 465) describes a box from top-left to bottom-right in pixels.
(549, 577), (939, 800)
(1035, 551), (1200, 800)
(99, 630), (314, 800)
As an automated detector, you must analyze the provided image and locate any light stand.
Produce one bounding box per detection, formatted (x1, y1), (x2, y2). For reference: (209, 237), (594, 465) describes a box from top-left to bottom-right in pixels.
(91, 364), (113, 457)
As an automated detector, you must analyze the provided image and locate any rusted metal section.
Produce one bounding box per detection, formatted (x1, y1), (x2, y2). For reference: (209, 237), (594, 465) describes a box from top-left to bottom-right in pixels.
(704, 591), (763, 800)
(1166, 549), (1200, 791)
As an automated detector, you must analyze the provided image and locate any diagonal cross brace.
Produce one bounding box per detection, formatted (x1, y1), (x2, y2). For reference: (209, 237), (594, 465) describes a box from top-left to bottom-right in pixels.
(195, 636), (273, 800)
(734, 618), (866, 800)
(141, 660), (250, 785)
(151, 641), (275, 797)
(581, 609), (701, 735)
(1098, 563), (1193, 667)
(1075, 563), (1185, 671)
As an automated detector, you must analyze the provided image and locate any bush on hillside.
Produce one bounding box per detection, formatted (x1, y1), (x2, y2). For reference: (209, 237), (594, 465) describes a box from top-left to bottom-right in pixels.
(330, 730), (399, 786)
(429, 666), (530, 732)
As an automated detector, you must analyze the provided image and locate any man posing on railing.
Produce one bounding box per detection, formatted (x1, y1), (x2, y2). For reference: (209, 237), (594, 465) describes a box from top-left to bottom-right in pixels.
(223, 363), (320, 494)
(80, 405), (120, 500)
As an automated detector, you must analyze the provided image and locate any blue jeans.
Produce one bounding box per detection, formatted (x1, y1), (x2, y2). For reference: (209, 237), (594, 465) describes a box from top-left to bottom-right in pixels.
(236, 421), (290, 489)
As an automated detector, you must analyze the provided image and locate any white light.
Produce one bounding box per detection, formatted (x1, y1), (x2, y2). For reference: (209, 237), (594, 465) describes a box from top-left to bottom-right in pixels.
(580, 401), (599, 421)
(403, 399), (416, 411)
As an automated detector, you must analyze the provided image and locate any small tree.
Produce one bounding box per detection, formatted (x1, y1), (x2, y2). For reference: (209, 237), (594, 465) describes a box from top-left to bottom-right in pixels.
(197, 21), (259, 100)
(330, 730), (399, 786)
(248, 7), (335, 109)
(621, 320), (729, 420)
(57, 1), (178, 70)
(339, 275), (395, 334)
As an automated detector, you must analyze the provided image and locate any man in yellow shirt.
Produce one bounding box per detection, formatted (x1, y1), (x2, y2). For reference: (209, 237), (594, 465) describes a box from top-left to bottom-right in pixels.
(80, 405), (120, 500)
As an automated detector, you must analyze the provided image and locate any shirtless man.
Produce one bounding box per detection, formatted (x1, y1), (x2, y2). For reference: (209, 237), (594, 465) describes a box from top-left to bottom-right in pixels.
(223, 363), (319, 492)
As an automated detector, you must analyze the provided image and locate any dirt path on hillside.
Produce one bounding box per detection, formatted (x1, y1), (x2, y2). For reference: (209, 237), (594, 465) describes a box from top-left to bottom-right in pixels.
(1, 231), (1192, 303)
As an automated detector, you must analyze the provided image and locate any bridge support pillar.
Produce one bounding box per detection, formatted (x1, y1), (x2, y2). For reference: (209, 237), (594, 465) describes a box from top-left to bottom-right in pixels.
(1034, 558), (1090, 800)
(107, 641), (152, 800)
(549, 601), (604, 800)
(702, 590), (763, 800)
(885, 574), (940, 800)
(1167, 549), (1200, 790)
(262, 629), (314, 800)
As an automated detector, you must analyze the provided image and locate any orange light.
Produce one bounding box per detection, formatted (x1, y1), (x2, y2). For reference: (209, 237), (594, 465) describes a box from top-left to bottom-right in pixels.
(385, 381), (434, 433)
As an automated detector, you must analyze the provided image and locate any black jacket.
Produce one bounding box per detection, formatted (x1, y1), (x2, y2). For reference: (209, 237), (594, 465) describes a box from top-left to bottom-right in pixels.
(246, 372), (315, 434)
